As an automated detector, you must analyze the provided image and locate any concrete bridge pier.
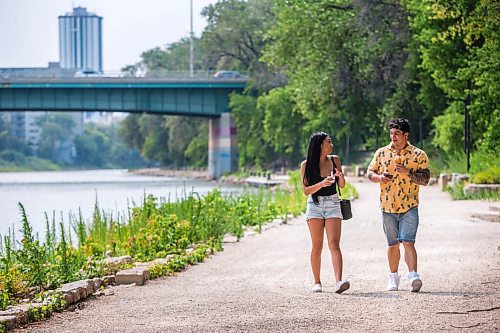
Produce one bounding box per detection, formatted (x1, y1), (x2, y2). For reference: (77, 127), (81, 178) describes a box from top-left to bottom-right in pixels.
(208, 112), (238, 179)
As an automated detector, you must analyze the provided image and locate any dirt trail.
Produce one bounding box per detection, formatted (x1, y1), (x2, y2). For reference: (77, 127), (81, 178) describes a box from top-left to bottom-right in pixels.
(19, 179), (499, 333)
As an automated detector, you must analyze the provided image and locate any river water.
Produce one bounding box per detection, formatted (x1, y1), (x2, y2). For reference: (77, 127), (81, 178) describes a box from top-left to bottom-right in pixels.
(0, 169), (244, 240)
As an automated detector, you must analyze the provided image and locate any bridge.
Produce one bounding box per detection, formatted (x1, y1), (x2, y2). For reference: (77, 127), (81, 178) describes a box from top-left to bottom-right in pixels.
(0, 77), (247, 178)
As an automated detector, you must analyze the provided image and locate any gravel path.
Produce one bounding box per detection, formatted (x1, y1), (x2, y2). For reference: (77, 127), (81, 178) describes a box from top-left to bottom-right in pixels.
(19, 179), (499, 333)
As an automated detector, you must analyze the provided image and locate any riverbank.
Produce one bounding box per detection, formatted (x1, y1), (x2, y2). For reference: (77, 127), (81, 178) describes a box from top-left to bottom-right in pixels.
(129, 168), (209, 179)
(130, 168), (269, 186)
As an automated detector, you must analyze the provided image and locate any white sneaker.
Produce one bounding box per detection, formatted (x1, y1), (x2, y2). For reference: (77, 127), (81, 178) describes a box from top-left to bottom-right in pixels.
(387, 273), (400, 291)
(335, 280), (350, 294)
(408, 272), (422, 292)
(312, 283), (322, 293)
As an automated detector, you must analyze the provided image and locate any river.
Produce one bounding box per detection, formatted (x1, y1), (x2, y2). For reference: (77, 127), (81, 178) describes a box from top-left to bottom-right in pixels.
(0, 169), (244, 240)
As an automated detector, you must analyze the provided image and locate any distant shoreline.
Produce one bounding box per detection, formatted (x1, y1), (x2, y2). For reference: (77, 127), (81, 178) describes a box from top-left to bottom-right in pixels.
(130, 168), (252, 186)
(129, 168), (209, 179)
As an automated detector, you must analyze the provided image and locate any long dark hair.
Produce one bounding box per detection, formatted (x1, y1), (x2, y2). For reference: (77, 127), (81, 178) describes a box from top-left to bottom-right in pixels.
(304, 132), (329, 204)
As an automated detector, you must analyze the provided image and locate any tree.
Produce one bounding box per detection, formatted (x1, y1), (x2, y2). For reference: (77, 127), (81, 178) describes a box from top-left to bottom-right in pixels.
(74, 124), (112, 167)
(184, 122), (209, 167)
(201, 0), (279, 92)
(405, 0), (500, 155)
(36, 113), (75, 162)
(263, 0), (413, 153)
(229, 93), (273, 167)
(258, 86), (304, 165)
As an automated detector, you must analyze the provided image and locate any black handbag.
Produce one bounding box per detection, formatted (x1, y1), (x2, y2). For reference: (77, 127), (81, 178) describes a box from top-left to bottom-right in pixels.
(337, 183), (353, 220)
(332, 157), (352, 220)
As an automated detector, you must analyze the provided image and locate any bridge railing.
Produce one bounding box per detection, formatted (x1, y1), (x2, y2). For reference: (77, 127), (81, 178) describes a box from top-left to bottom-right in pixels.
(0, 69), (248, 80)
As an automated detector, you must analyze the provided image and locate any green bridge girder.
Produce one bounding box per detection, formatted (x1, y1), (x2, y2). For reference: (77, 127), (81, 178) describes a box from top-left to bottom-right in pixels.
(0, 78), (247, 117)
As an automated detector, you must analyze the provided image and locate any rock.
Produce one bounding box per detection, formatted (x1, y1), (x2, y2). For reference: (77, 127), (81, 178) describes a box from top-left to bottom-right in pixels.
(342, 165), (352, 176)
(185, 248), (194, 255)
(92, 277), (102, 289)
(439, 173), (452, 190)
(104, 290), (115, 296)
(355, 165), (366, 177)
(60, 279), (97, 305)
(0, 306), (29, 327)
(490, 205), (500, 212)
(450, 173), (469, 186)
(0, 315), (18, 330)
(101, 275), (116, 286)
(153, 258), (170, 266)
(244, 230), (258, 237)
(471, 211), (500, 223)
(464, 184), (500, 195)
(115, 267), (150, 286)
(104, 255), (133, 266)
(134, 262), (149, 267)
(222, 234), (239, 243)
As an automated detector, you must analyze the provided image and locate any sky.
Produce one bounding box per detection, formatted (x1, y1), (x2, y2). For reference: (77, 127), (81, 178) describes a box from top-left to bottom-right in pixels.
(0, 0), (219, 71)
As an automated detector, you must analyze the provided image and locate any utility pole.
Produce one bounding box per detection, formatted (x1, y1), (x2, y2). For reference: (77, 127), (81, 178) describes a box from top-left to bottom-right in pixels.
(189, 0), (194, 77)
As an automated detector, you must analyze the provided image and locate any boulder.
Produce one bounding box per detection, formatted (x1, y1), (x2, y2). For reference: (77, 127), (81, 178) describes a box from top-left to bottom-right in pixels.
(104, 255), (132, 267)
(115, 267), (150, 286)
(0, 315), (17, 330)
(0, 306), (29, 327)
(439, 173), (452, 190)
(60, 279), (97, 305)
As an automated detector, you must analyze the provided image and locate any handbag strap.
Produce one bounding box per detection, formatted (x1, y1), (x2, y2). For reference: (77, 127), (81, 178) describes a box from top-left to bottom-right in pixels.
(330, 156), (343, 198)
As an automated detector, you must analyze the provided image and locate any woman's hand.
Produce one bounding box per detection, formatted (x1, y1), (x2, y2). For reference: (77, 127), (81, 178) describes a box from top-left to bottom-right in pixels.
(321, 175), (335, 187)
(334, 168), (343, 178)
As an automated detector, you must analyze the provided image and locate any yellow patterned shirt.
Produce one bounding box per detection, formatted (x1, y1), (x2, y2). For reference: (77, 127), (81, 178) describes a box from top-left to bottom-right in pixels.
(368, 143), (429, 213)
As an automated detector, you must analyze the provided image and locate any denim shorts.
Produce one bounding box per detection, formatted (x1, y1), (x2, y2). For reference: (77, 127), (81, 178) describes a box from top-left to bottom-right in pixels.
(305, 194), (343, 221)
(382, 207), (419, 246)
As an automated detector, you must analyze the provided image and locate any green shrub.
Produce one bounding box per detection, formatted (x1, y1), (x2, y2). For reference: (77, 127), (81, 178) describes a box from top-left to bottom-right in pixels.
(471, 165), (500, 184)
(441, 148), (500, 175)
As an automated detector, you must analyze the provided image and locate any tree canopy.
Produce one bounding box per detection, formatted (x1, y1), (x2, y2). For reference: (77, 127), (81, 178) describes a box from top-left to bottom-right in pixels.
(116, 0), (498, 174)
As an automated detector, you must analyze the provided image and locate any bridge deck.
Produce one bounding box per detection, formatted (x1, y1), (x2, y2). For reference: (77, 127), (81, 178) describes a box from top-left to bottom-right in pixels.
(0, 78), (247, 116)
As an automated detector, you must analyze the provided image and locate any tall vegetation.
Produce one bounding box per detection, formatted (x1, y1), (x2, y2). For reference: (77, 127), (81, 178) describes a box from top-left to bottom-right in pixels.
(0, 175), (309, 311)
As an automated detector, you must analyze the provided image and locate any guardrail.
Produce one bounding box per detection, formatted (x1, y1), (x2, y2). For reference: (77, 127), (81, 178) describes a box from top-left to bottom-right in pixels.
(0, 70), (248, 80)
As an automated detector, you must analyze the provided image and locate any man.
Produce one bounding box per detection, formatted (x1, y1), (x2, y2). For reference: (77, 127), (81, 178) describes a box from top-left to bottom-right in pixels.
(367, 118), (430, 292)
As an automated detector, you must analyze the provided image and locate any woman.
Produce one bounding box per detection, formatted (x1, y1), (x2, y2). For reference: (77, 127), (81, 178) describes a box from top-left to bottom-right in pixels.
(300, 132), (349, 293)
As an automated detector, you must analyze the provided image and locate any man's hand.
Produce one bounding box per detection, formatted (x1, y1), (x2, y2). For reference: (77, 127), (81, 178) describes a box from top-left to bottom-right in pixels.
(395, 163), (409, 176)
(368, 171), (391, 183)
(379, 174), (392, 183)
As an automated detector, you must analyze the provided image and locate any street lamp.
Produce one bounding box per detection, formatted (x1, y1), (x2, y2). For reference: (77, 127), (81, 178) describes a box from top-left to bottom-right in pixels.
(189, 0), (194, 78)
(464, 80), (472, 173)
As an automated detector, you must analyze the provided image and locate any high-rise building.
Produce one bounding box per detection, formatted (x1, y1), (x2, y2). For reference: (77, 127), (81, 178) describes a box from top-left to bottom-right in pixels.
(59, 7), (103, 72)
